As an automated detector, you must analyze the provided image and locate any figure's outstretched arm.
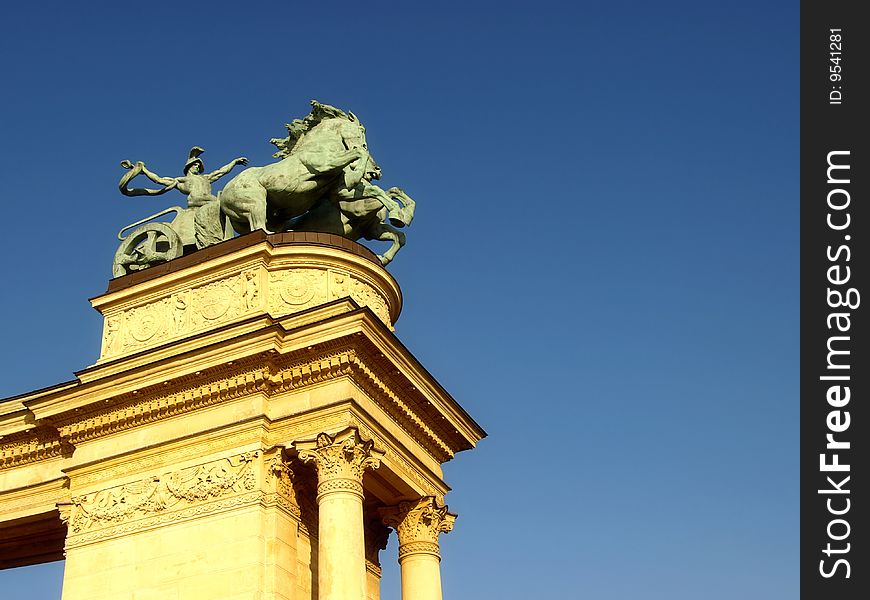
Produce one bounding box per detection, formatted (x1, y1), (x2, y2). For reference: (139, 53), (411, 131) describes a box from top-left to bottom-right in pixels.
(139, 164), (178, 187)
(118, 160), (177, 197)
(208, 157), (248, 182)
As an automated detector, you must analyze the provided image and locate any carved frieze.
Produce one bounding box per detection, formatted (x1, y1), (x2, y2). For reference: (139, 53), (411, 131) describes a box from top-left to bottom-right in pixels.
(66, 491), (264, 548)
(100, 263), (394, 361)
(101, 269), (263, 359)
(72, 428), (264, 488)
(68, 452), (259, 537)
(269, 269), (326, 313)
(328, 270), (391, 325)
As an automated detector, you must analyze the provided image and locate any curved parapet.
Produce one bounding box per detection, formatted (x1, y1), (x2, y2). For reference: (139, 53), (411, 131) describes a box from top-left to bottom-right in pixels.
(92, 231), (403, 364)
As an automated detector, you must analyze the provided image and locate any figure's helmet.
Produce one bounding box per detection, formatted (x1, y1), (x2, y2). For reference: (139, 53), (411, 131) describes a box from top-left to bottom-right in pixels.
(183, 146), (205, 174)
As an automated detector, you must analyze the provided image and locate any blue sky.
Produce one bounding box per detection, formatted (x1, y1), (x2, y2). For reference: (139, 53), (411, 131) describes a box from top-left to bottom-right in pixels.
(0, 1), (797, 598)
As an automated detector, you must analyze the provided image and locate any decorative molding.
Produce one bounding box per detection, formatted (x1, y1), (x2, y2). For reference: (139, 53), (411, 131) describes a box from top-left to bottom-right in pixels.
(315, 477), (365, 497)
(270, 412), (443, 501)
(52, 364), (269, 445)
(269, 269), (327, 313)
(328, 269), (391, 326)
(264, 342), (455, 463)
(365, 559), (383, 577)
(267, 411), (442, 501)
(70, 427), (265, 488)
(0, 478), (70, 519)
(0, 426), (73, 470)
(53, 337), (454, 469)
(294, 428), (383, 501)
(68, 452), (258, 537)
(266, 412), (350, 451)
(26, 343), (454, 509)
(349, 417), (443, 501)
(261, 350), (356, 392)
(56, 502), (73, 526)
(253, 343), (452, 463)
(397, 541), (441, 559)
(267, 267), (392, 328)
(343, 354), (453, 462)
(380, 497), (456, 559)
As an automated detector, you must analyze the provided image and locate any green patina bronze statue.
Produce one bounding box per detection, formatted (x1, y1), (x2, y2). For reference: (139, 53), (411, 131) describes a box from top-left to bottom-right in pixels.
(112, 101), (415, 277)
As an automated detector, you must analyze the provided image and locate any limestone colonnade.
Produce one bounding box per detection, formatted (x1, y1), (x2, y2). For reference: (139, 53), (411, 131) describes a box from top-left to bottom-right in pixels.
(295, 428), (455, 600)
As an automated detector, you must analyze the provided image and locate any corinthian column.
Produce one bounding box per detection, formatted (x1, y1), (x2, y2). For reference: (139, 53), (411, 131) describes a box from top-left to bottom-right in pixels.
(295, 427), (384, 600)
(380, 497), (456, 600)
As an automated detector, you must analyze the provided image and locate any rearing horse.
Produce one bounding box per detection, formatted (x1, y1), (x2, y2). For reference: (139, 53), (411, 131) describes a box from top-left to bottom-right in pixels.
(292, 183), (417, 266)
(220, 101), (405, 235)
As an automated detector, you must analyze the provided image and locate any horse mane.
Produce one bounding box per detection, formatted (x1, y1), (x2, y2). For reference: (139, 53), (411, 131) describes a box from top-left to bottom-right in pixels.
(270, 100), (353, 158)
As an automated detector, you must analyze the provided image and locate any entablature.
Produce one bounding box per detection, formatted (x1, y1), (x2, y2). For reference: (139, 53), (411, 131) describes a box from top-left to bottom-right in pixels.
(2, 302), (484, 478)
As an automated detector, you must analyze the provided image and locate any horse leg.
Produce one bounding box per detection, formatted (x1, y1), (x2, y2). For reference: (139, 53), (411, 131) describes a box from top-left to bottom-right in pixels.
(350, 183), (405, 227)
(222, 185), (270, 236)
(386, 187), (416, 227)
(366, 223), (406, 266)
(301, 147), (364, 174)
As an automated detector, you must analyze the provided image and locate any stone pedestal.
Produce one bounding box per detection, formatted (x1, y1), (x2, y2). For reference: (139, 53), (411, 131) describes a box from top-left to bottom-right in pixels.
(0, 233), (485, 600)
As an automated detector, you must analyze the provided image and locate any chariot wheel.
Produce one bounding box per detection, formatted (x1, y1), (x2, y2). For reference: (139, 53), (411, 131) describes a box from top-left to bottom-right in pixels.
(112, 222), (183, 278)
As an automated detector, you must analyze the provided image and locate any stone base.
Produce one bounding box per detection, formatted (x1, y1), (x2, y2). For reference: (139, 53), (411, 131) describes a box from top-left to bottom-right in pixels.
(0, 234), (485, 598)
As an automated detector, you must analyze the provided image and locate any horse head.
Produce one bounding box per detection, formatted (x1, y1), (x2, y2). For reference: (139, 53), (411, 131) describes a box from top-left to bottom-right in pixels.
(271, 101), (367, 158)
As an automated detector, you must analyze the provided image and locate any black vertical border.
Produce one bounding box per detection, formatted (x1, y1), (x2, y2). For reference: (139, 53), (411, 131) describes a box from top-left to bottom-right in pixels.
(802, 2), (868, 597)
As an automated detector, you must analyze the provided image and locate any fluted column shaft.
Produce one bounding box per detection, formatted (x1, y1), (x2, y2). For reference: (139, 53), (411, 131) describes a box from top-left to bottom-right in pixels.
(381, 497), (456, 600)
(296, 428), (383, 600)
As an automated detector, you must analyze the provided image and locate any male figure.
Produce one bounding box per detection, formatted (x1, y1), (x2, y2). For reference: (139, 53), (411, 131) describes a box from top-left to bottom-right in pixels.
(137, 146), (248, 208)
(120, 147), (248, 247)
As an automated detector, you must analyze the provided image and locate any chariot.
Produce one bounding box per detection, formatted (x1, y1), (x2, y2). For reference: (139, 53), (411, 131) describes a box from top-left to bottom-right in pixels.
(112, 204), (229, 278)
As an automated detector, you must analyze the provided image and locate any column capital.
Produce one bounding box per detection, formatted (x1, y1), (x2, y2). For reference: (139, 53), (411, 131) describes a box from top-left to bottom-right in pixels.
(57, 502), (74, 527)
(380, 497), (456, 560)
(294, 427), (383, 500)
(264, 447), (301, 518)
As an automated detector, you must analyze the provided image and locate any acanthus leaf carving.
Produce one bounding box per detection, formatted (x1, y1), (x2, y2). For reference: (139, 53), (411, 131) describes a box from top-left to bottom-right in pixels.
(380, 496), (456, 552)
(294, 427), (383, 499)
(264, 447), (300, 516)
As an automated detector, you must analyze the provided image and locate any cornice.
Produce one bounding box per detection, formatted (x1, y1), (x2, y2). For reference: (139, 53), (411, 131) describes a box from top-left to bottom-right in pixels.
(7, 301), (482, 473)
(0, 426), (73, 471)
(30, 326), (458, 464)
(0, 477), (69, 520)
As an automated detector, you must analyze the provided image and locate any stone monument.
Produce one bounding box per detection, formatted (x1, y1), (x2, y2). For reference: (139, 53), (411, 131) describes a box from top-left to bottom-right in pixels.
(0, 103), (483, 600)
